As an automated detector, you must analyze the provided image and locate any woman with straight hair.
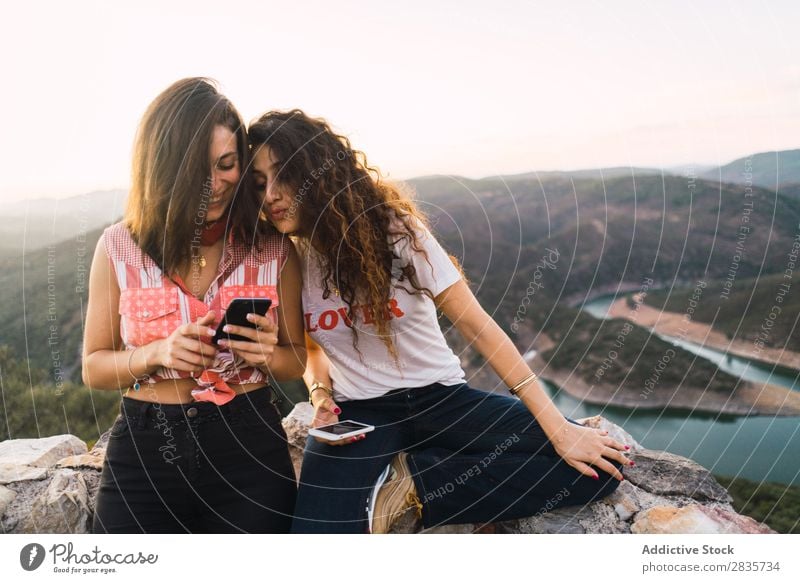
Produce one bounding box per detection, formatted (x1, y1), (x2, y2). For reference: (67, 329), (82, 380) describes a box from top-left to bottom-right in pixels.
(83, 78), (305, 533)
(247, 109), (631, 534)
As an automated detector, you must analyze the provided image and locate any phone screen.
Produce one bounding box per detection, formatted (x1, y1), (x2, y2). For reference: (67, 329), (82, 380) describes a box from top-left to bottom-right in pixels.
(315, 421), (370, 435)
(212, 298), (272, 345)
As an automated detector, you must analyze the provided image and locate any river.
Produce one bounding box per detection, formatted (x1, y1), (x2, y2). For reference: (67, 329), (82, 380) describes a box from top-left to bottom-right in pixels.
(550, 293), (800, 486)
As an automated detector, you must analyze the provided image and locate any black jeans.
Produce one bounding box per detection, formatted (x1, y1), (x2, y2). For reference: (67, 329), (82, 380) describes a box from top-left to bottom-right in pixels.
(92, 386), (297, 533)
(292, 382), (623, 533)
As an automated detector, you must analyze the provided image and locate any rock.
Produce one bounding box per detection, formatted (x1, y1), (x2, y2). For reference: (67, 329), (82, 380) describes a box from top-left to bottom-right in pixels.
(282, 402), (314, 448)
(0, 411), (775, 534)
(631, 504), (775, 534)
(0, 464), (48, 484)
(91, 430), (111, 453)
(56, 449), (106, 471)
(1, 475), (51, 533)
(623, 449), (732, 503)
(0, 485), (16, 517)
(282, 403), (314, 481)
(0, 435), (87, 486)
(0, 434), (86, 468)
(608, 481), (639, 521)
(576, 415), (644, 452)
(17, 469), (91, 534)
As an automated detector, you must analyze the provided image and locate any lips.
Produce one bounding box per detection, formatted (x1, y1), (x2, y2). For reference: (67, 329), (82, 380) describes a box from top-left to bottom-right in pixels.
(208, 193), (228, 208)
(269, 208), (288, 220)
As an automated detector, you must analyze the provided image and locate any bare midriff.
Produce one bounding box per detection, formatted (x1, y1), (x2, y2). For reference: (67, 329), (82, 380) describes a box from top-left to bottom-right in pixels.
(122, 378), (267, 404)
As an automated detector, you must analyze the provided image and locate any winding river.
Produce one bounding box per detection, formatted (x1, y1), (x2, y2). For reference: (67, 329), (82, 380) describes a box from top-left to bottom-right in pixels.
(548, 293), (800, 486)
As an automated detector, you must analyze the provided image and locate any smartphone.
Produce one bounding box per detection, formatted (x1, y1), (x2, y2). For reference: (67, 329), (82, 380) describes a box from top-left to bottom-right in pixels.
(308, 420), (375, 441)
(212, 298), (273, 345)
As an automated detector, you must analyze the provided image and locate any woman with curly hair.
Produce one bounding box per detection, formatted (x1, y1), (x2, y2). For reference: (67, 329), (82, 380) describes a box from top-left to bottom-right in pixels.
(248, 109), (632, 534)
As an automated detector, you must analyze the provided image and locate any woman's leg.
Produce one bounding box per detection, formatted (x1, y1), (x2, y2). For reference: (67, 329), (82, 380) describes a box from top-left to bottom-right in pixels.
(405, 383), (624, 527)
(91, 400), (198, 533)
(291, 396), (410, 533)
(192, 388), (297, 533)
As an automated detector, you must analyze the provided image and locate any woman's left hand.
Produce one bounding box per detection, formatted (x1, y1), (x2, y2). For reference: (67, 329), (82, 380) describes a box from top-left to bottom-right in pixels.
(217, 312), (278, 371)
(549, 422), (632, 481)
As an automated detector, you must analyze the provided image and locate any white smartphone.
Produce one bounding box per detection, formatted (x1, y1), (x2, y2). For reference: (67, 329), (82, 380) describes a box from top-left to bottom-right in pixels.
(309, 420), (375, 441)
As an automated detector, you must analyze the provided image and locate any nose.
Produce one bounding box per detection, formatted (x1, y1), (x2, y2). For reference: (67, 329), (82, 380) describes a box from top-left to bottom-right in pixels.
(211, 169), (224, 194)
(263, 183), (281, 204)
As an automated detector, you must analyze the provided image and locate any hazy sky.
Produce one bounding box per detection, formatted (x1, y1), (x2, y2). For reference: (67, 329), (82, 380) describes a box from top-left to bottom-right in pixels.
(2, 0), (799, 202)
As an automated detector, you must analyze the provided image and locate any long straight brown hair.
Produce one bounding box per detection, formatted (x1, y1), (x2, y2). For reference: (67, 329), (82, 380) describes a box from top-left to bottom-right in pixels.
(125, 77), (266, 275)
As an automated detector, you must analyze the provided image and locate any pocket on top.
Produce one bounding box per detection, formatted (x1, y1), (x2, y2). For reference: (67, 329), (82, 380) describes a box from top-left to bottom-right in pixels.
(119, 286), (183, 346)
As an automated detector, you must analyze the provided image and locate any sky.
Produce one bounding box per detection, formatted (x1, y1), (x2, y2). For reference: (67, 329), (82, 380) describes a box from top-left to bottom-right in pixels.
(2, 0), (799, 202)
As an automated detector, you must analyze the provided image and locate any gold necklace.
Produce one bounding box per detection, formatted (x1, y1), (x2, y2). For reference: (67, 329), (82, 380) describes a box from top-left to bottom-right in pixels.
(192, 248), (207, 268)
(189, 249), (207, 300)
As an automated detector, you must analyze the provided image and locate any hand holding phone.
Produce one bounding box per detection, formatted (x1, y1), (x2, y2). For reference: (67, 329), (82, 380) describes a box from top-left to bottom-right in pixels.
(212, 298), (273, 345)
(309, 397), (370, 445)
(309, 420), (375, 441)
(213, 298), (278, 370)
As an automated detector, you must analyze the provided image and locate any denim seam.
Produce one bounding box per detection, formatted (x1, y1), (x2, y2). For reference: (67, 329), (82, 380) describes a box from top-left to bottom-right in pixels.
(406, 452), (432, 528)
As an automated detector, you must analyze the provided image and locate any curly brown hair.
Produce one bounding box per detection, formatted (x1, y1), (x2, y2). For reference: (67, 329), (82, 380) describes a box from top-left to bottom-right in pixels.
(248, 109), (447, 362)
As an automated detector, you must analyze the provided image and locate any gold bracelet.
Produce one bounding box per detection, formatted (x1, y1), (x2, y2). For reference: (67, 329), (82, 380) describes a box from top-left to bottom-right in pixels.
(308, 381), (332, 404)
(508, 372), (538, 396)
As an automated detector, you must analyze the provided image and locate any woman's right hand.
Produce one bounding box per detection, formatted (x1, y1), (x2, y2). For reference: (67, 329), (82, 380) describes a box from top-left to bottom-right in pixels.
(155, 311), (219, 373)
(311, 396), (366, 446)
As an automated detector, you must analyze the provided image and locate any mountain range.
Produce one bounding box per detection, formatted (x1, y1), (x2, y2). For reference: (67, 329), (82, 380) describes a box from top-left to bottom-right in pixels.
(1, 148), (799, 440)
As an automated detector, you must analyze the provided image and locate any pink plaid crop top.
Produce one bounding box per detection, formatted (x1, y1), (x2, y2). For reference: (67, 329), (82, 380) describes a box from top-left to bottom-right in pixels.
(102, 221), (290, 405)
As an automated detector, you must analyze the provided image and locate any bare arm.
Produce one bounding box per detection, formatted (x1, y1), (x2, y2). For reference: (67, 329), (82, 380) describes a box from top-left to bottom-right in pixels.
(435, 279), (631, 479)
(263, 241), (307, 381)
(81, 236), (165, 390)
(302, 332), (332, 397)
(434, 279), (567, 434)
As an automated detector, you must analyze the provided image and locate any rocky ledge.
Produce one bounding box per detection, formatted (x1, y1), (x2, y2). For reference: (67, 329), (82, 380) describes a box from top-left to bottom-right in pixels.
(0, 404), (775, 534)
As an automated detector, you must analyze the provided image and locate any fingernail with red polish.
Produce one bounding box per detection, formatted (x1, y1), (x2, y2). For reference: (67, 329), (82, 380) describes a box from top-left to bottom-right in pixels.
(630, 461), (635, 466)
(591, 473), (599, 480)
(333, 407), (342, 414)
(624, 445), (630, 450)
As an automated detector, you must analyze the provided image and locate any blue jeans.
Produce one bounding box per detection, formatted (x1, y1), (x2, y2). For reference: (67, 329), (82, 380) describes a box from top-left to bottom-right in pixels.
(291, 382), (623, 533)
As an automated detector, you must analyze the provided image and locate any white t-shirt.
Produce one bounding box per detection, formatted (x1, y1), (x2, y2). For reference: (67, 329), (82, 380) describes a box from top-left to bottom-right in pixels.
(300, 220), (466, 401)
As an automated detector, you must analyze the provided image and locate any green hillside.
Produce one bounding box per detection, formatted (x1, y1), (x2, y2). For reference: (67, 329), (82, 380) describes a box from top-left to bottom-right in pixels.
(418, 173), (800, 324)
(715, 474), (800, 534)
(644, 272), (800, 352)
(2, 170), (800, 442)
(0, 225), (102, 381)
